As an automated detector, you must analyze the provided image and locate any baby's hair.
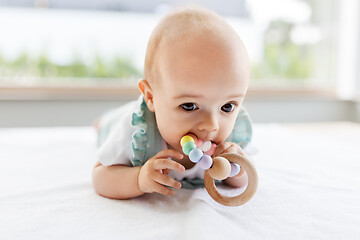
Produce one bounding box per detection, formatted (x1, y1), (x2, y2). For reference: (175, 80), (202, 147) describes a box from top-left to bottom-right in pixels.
(144, 6), (239, 85)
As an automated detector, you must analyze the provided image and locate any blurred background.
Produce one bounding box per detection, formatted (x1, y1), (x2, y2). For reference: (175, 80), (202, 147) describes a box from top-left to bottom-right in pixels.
(0, 0), (359, 127)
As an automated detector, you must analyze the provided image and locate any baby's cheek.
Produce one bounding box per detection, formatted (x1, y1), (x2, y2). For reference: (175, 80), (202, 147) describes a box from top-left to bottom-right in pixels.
(160, 130), (184, 152)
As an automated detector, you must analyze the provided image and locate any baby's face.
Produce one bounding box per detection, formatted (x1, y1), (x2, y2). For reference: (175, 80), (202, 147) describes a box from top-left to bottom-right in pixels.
(149, 35), (249, 154)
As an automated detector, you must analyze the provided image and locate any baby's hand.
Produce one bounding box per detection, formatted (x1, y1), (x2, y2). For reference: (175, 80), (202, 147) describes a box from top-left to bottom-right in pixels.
(213, 142), (245, 157)
(213, 142), (247, 182)
(138, 149), (185, 196)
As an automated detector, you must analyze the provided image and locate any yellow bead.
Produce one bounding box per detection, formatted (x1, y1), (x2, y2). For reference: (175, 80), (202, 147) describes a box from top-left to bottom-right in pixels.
(180, 135), (195, 146)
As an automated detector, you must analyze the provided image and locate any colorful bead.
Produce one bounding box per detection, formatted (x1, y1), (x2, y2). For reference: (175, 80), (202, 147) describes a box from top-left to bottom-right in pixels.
(205, 143), (217, 156)
(196, 138), (203, 147)
(229, 163), (240, 177)
(189, 148), (203, 163)
(198, 140), (211, 152)
(180, 136), (194, 147)
(198, 154), (213, 169)
(182, 141), (196, 155)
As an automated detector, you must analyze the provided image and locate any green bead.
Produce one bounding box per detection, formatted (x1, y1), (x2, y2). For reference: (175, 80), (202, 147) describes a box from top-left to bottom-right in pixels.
(182, 141), (196, 155)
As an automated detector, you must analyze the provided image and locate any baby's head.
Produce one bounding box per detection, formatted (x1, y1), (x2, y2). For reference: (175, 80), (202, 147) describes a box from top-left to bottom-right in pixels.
(138, 7), (250, 153)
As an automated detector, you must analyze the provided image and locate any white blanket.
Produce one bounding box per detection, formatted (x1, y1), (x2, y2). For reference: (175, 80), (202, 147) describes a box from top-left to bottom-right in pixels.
(1, 123), (359, 239)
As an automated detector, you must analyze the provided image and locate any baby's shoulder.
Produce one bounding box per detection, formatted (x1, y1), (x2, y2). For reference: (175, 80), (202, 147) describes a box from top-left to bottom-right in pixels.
(97, 98), (140, 147)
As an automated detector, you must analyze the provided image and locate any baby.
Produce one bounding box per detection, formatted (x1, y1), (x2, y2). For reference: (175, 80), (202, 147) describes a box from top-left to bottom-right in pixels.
(92, 7), (253, 199)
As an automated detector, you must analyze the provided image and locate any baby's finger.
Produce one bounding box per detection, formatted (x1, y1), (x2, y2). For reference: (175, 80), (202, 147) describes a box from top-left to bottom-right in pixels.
(213, 142), (232, 157)
(153, 172), (182, 189)
(153, 159), (185, 173)
(152, 182), (175, 196)
(223, 144), (245, 155)
(155, 149), (184, 160)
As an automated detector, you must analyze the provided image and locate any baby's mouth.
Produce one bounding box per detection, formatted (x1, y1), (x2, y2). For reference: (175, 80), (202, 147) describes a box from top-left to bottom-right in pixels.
(186, 133), (217, 145)
(185, 133), (218, 155)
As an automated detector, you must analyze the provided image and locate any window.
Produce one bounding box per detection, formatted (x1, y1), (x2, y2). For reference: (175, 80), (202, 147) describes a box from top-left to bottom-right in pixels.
(0, 0), (353, 96)
(247, 0), (338, 89)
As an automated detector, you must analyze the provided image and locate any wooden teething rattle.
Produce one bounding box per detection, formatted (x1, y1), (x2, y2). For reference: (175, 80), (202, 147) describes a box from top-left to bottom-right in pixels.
(180, 135), (258, 206)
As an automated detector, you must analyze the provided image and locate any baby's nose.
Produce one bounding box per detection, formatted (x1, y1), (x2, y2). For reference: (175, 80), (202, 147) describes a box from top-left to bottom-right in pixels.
(197, 113), (219, 132)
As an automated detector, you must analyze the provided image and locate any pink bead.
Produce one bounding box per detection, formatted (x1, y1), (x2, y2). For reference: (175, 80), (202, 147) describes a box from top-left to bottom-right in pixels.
(196, 139), (203, 147)
(198, 154), (213, 169)
(205, 143), (217, 156)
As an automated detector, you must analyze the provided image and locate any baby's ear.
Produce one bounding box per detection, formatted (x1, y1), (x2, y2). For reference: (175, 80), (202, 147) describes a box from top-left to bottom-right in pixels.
(138, 79), (155, 112)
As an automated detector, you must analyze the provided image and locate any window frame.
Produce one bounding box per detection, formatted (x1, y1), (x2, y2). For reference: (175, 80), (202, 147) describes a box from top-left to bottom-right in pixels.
(336, 0), (360, 101)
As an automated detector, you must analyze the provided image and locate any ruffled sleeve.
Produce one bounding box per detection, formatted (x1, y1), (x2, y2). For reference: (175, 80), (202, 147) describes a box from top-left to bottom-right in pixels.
(226, 106), (253, 149)
(130, 96), (163, 167)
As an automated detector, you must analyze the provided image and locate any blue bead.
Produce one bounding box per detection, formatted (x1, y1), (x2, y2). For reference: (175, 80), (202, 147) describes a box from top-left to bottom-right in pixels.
(189, 148), (203, 163)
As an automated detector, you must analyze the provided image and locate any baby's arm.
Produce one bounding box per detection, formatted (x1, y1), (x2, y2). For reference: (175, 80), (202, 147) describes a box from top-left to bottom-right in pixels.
(213, 142), (249, 188)
(92, 162), (143, 199)
(92, 149), (185, 199)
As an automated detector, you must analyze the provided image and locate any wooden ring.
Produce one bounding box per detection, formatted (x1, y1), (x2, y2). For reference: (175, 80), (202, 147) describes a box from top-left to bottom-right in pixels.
(204, 153), (258, 206)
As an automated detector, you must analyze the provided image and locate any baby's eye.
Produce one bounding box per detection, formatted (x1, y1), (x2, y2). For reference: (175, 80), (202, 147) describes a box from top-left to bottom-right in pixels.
(221, 103), (236, 113)
(180, 103), (198, 111)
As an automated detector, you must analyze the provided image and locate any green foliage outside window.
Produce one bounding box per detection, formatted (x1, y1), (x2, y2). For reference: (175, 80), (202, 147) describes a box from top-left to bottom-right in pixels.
(0, 51), (142, 85)
(0, 20), (317, 86)
(251, 20), (315, 86)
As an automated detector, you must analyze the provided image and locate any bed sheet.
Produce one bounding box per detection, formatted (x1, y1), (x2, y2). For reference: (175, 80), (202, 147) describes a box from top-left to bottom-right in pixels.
(0, 122), (359, 239)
